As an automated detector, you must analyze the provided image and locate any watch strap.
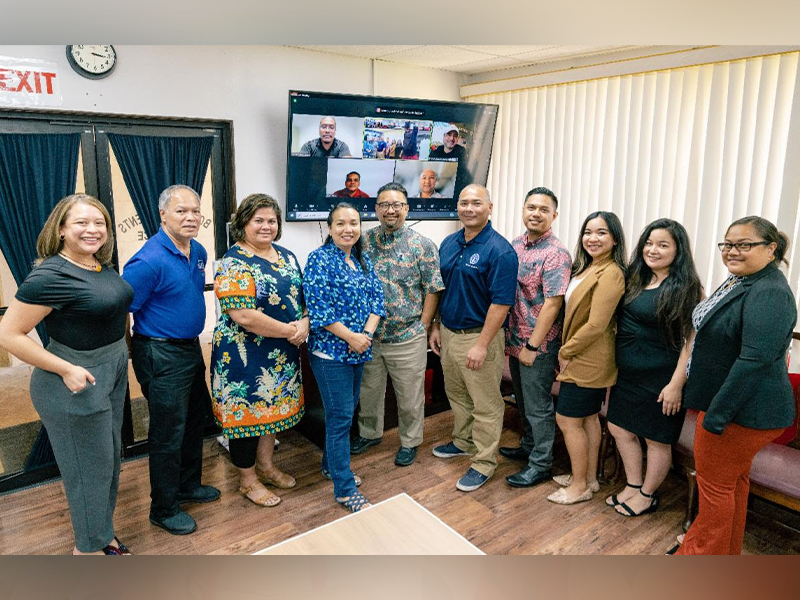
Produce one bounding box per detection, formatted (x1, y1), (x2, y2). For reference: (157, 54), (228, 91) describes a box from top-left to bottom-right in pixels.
(524, 341), (539, 352)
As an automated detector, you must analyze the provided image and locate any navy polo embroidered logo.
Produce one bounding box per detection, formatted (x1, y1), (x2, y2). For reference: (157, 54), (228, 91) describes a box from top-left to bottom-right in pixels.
(468, 253), (480, 265)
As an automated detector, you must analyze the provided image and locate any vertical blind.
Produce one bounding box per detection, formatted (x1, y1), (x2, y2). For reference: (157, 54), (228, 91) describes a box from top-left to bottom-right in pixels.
(468, 52), (800, 306)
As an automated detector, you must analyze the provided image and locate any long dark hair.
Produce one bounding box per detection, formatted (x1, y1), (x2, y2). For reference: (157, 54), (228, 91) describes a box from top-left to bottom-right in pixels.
(626, 218), (703, 348)
(572, 211), (627, 276)
(325, 202), (367, 272)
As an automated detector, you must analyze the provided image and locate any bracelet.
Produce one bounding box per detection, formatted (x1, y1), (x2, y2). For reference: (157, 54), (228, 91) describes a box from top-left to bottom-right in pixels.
(524, 341), (540, 352)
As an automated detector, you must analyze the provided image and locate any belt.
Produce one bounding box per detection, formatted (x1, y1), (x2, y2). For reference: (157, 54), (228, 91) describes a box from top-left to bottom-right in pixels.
(444, 325), (483, 335)
(133, 333), (198, 345)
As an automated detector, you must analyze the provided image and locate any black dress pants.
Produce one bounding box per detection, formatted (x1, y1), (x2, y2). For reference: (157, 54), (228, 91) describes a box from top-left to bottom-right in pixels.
(131, 337), (207, 519)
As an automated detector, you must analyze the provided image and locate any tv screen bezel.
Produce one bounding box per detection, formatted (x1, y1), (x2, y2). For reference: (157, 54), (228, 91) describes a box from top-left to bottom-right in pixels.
(285, 89), (499, 222)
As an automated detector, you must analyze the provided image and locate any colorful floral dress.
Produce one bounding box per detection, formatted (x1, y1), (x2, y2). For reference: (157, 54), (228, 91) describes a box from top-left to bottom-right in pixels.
(211, 244), (304, 438)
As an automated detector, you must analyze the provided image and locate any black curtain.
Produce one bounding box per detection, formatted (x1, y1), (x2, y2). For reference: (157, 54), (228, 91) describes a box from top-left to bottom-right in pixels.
(0, 132), (81, 471)
(107, 134), (214, 238)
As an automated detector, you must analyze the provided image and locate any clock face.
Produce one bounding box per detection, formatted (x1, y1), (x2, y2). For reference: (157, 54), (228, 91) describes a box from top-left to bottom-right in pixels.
(66, 45), (117, 79)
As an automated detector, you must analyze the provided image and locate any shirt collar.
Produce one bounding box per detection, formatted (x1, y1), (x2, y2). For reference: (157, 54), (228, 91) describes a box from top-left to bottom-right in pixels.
(155, 228), (188, 257)
(316, 138), (339, 151)
(378, 225), (406, 242)
(326, 241), (348, 260)
(523, 229), (553, 248)
(458, 220), (493, 245)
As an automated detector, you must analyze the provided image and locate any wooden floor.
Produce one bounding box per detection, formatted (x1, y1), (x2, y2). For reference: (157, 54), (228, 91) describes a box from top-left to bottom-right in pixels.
(1, 408), (798, 555)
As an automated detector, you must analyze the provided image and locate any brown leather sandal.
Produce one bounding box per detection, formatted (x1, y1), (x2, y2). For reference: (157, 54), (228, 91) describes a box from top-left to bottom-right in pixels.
(239, 482), (281, 507)
(256, 466), (296, 489)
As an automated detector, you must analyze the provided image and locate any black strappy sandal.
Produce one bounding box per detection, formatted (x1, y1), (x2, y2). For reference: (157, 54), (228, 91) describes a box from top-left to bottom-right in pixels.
(616, 489), (659, 517)
(605, 483), (642, 507)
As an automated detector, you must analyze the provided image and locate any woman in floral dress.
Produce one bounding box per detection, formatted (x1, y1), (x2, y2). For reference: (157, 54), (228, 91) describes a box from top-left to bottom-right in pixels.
(211, 194), (308, 507)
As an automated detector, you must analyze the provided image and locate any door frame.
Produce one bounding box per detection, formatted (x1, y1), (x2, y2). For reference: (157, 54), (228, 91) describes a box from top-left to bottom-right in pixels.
(0, 108), (236, 493)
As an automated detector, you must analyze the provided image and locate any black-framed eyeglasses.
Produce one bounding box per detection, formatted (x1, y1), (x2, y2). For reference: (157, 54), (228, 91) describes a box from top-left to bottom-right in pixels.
(717, 241), (771, 252)
(376, 202), (407, 211)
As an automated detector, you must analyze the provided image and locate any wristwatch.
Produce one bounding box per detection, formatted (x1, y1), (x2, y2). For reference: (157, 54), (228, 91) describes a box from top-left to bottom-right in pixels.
(363, 330), (374, 340)
(524, 341), (540, 352)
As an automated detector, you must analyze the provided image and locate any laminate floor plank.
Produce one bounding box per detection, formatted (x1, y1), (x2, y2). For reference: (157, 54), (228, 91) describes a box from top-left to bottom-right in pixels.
(0, 408), (796, 555)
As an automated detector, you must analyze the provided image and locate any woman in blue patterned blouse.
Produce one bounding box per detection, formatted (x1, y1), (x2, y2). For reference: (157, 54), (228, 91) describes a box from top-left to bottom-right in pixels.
(303, 202), (386, 512)
(211, 194), (308, 508)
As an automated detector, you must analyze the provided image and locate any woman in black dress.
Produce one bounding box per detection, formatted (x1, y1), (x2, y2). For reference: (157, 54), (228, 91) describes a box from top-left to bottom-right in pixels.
(605, 219), (702, 516)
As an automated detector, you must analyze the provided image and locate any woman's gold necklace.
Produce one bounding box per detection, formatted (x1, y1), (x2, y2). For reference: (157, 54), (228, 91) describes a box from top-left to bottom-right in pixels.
(241, 242), (277, 261)
(59, 252), (101, 272)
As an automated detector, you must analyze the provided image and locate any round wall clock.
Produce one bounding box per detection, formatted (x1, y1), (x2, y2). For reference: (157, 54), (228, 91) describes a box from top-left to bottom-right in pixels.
(66, 45), (117, 79)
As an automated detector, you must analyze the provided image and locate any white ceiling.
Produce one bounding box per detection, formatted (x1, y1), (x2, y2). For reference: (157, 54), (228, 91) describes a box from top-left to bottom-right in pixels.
(288, 45), (646, 75)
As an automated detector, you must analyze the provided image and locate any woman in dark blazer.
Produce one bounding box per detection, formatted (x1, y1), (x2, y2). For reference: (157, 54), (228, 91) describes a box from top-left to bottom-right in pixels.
(674, 216), (796, 555)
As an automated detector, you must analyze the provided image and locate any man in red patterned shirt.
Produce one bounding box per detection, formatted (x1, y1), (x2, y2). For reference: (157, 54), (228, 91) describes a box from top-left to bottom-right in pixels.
(502, 187), (573, 488)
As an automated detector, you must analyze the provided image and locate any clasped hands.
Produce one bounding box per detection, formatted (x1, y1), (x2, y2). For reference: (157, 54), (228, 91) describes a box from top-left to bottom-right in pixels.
(286, 317), (310, 347)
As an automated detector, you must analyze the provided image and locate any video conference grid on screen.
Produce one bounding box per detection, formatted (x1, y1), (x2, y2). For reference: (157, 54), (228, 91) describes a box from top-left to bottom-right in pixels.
(286, 91), (499, 222)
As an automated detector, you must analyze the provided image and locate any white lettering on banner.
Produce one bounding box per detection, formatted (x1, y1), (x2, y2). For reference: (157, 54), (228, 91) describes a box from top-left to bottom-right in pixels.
(0, 56), (62, 107)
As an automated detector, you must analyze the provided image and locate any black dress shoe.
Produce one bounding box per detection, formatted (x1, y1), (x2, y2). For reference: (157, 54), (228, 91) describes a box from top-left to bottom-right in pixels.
(506, 467), (552, 488)
(350, 436), (382, 455)
(149, 510), (197, 535)
(176, 485), (221, 504)
(499, 446), (530, 461)
(394, 446), (417, 466)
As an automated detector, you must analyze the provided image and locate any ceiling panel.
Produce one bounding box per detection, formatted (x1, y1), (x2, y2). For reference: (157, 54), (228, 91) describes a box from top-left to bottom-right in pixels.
(286, 45), (649, 75)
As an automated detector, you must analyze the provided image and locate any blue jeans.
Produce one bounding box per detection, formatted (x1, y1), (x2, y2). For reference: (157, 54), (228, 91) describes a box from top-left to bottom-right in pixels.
(309, 355), (364, 499)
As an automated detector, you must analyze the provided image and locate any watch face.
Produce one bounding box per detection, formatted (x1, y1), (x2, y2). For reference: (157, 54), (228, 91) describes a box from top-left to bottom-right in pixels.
(66, 45), (117, 79)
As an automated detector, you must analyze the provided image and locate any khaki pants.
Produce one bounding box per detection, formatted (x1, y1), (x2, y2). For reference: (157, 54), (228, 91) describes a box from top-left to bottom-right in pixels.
(358, 331), (427, 447)
(440, 325), (506, 476)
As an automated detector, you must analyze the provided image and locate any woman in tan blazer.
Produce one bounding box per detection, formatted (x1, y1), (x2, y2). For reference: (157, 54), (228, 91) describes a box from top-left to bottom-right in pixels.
(548, 211), (626, 505)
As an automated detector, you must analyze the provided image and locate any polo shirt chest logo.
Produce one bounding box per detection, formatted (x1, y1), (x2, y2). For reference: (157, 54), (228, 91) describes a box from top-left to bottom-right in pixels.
(197, 259), (205, 271)
(467, 253), (481, 269)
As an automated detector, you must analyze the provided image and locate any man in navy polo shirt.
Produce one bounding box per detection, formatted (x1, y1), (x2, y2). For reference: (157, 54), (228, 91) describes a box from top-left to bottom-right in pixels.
(123, 184), (220, 536)
(429, 184), (518, 492)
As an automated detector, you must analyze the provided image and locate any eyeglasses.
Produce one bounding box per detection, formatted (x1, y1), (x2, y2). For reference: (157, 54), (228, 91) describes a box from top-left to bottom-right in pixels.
(376, 202), (407, 211)
(717, 241), (771, 252)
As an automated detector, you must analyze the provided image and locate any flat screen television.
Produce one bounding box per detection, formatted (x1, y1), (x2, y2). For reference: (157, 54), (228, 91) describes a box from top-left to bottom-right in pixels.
(286, 90), (499, 221)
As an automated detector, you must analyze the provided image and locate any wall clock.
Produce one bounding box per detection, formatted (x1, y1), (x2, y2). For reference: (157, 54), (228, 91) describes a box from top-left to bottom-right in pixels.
(66, 45), (117, 79)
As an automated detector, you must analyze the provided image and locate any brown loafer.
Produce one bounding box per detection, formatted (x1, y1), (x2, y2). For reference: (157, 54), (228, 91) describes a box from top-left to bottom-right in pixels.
(239, 482), (281, 507)
(256, 466), (296, 489)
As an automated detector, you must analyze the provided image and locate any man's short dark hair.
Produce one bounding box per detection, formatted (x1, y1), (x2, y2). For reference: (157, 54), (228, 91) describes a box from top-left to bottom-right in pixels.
(346, 171), (360, 179)
(525, 186), (558, 209)
(376, 182), (408, 200)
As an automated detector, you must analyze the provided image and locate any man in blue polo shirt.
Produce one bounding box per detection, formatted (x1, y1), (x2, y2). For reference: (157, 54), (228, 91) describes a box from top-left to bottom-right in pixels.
(429, 184), (518, 492)
(123, 184), (220, 536)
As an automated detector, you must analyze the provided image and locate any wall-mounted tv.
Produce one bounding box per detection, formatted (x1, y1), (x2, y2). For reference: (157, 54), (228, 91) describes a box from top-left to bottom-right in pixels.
(286, 90), (499, 221)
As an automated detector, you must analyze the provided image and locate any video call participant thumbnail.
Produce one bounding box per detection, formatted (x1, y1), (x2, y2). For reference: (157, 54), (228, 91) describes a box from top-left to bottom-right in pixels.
(332, 171), (370, 199)
(418, 169), (442, 198)
(299, 116), (352, 158)
(430, 124), (465, 161)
